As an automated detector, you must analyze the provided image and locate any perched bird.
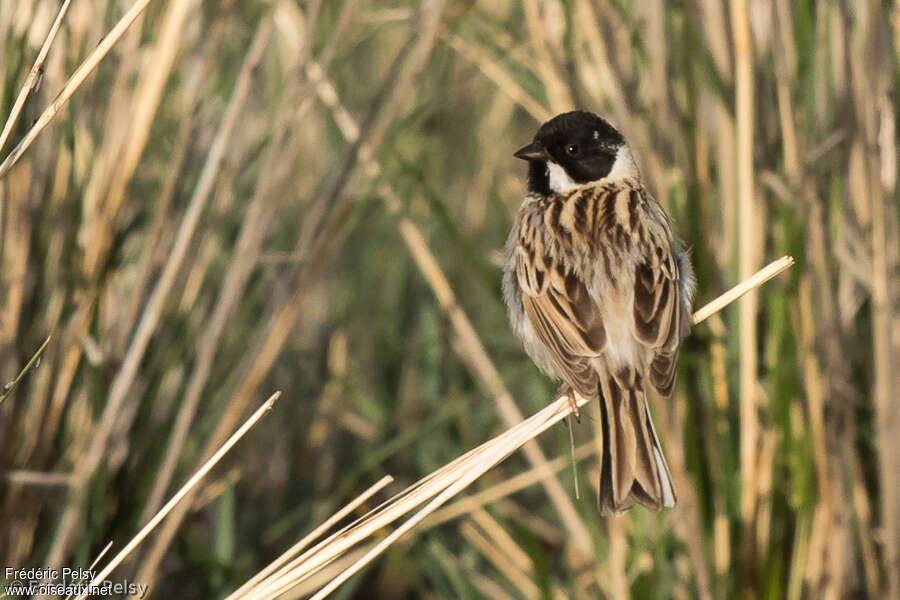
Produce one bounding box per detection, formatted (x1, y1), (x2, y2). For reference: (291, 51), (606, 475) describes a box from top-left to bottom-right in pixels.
(503, 111), (695, 514)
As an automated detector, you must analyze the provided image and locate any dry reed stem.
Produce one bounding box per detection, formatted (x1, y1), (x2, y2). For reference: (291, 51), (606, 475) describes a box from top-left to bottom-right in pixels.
(0, 0), (152, 179)
(650, 383), (714, 600)
(234, 257), (793, 599)
(118, 115), (195, 356)
(851, 450), (881, 595)
(227, 476), (393, 600)
(461, 520), (540, 599)
(72, 392), (280, 600)
(42, 19), (273, 571)
(604, 514), (629, 600)
(572, 0), (630, 138)
(0, 163), (33, 363)
(470, 508), (532, 574)
(443, 34), (551, 122)
(424, 442), (595, 528)
(4, 470), (72, 487)
(302, 55), (596, 561)
(395, 216), (595, 561)
(570, 0), (665, 197)
(731, 0), (760, 553)
(521, 0), (573, 113)
(81, 0), (199, 278)
(867, 22), (900, 596)
(240, 402), (586, 599)
(62, 542), (113, 600)
(14, 146), (70, 463)
(133, 4), (448, 583)
(140, 14), (311, 521)
(135, 1), (340, 513)
(468, 568), (517, 600)
(1, 1), (891, 595)
(636, 0), (670, 143)
(306, 394), (588, 600)
(0, 0), (71, 155)
(235, 437), (526, 599)
(691, 256), (794, 324)
(276, 546), (375, 600)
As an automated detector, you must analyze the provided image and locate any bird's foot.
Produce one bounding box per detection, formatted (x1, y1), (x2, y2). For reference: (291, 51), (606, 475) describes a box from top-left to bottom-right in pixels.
(555, 382), (580, 423)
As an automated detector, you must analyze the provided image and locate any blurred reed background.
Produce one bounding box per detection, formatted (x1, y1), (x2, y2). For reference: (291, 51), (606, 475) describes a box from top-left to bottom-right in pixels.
(1, 0), (898, 598)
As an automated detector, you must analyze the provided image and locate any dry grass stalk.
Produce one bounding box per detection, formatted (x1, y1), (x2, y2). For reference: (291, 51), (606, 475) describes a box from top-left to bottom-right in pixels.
(306, 392), (588, 600)
(72, 392), (279, 600)
(4, 469), (71, 487)
(867, 26), (900, 599)
(469, 508), (532, 575)
(227, 475), (393, 599)
(603, 513), (629, 600)
(306, 55), (596, 562)
(132, 4), (449, 583)
(61, 542), (113, 600)
(469, 573), (518, 600)
(395, 216), (595, 561)
(521, 0), (572, 113)
(0, 0), (152, 179)
(460, 520), (541, 599)
(81, 0), (200, 279)
(237, 392), (590, 600)
(276, 546), (375, 600)
(0, 2), (892, 597)
(443, 33), (551, 122)
(730, 0), (761, 563)
(424, 441), (595, 528)
(233, 257), (794, 599)
(0, 0), (71, 154)
(42, 19), (274, 571)
(140, 13), (311, 520)
(690, 256), (795, 324)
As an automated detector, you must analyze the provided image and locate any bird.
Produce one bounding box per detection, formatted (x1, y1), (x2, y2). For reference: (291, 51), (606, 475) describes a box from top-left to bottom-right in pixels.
(502, 110), (695, 514)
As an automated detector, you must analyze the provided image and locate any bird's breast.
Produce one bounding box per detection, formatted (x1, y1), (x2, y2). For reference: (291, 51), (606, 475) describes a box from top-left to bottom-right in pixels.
(528, 181), (649, 275)
(518, 181), (657, 371)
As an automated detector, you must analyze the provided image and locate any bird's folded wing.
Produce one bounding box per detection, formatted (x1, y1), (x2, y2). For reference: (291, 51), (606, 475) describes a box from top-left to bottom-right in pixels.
(631, 210), (686, 397)
(515, 242), (605, 396)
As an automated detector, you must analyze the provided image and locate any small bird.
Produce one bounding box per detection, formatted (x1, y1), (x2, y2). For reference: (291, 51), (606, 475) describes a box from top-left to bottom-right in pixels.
(503, 111), (695, 513)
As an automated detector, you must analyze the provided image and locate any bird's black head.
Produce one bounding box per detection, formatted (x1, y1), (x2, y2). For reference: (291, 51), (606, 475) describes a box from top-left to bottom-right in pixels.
(514, 111), (630, 195)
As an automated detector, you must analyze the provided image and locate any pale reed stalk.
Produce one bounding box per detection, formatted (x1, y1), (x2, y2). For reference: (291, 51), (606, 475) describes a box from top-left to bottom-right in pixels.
(234, 257), (794, 599)
(72, 393), (280, 600)
(0, 0), (72, 154)
(0, 0), (152, 179)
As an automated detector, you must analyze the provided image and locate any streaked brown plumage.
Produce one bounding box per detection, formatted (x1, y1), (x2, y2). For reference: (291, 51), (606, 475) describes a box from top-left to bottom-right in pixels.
(503, 111), (695, 513)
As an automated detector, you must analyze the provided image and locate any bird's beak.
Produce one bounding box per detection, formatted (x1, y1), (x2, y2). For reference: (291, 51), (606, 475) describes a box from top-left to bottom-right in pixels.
(514, 142), (549, 161)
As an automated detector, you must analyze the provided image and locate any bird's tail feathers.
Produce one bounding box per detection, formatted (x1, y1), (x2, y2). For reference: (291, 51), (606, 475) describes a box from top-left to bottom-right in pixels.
(595, 370), (676, 515)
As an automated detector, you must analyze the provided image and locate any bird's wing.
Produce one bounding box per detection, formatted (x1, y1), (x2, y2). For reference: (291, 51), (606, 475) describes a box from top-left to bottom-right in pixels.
(630, 197), (689, 397)
(515, 212), (606, 396)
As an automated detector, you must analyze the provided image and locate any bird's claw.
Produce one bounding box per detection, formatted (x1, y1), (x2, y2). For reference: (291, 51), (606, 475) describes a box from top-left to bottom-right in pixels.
(555, 382), (580, 423)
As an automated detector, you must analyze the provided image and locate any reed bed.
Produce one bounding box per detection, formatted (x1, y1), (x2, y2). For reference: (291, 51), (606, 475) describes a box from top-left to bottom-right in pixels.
(1, 1), (897, 598)
(227, 258), (793, 599)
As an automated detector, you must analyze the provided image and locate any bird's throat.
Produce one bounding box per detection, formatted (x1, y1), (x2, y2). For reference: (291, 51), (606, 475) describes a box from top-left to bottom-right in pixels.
(546, 161), (580, 194)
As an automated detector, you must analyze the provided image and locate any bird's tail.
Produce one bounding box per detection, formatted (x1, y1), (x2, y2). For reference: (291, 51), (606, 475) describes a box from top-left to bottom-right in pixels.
(595, 369), (676, 514)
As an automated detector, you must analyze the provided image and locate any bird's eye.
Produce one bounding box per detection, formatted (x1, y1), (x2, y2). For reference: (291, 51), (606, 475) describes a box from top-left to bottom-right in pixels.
(566, 144), (580, 156)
